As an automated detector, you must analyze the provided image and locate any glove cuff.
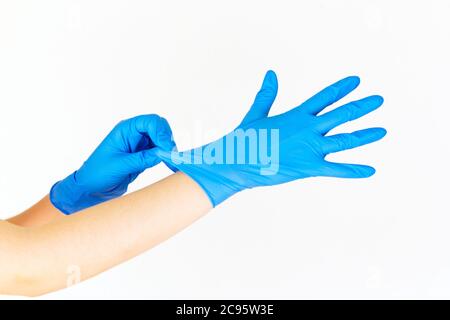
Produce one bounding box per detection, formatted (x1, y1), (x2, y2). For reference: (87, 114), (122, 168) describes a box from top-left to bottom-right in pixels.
(156, 150), (244, 207)
(50, 171), (99, 215)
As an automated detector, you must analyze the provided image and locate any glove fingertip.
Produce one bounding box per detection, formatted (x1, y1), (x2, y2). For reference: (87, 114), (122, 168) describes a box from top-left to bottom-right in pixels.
(360, 166), (376, 177)
(264, 70), (278, 90)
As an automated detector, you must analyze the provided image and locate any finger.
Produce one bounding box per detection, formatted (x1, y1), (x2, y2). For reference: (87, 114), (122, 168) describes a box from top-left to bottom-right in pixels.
(126, 148), (161, 172)
(321, 161), (376, 178)
(240, 70), (278, 125)
(316, 95), (384, 134)
(286, 76), (360, 116)
(154, 116), (177, 151)
(321, 127), (387, 154)
(133, 115), (176, 151)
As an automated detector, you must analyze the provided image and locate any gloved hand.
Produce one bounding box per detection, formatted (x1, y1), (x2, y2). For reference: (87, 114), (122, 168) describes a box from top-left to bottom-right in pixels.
(158, 71), (386, 207)
(50, 114), (176, 214)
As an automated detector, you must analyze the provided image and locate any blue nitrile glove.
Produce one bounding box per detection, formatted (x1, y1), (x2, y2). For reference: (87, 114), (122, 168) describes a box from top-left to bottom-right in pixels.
(158, 71), (386, 207)
(50, 114), (176, 214)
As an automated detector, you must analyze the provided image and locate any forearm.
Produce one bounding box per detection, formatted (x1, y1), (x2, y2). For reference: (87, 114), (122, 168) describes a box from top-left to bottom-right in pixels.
(6, 114), (177, 228)
(0, 172), (211, 297)
(7, 195), (64, 227)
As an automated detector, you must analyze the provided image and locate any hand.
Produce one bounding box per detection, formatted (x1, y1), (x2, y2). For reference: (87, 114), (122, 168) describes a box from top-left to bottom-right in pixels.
(158, 71), (386, 206)
(50, 114), (176, 214)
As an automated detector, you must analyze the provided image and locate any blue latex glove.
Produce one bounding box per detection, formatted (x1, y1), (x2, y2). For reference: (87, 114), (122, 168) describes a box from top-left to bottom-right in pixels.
(50, 114), (176, 214)
(158, 71), (386, 207)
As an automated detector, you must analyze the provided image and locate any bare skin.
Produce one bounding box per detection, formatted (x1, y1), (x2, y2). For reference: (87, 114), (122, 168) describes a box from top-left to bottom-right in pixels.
(7, 195), (63, 227)
(0, 172), (212, 297)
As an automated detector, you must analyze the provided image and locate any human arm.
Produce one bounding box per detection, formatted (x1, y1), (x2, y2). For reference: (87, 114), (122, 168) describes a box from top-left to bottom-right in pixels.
(7, 195), (62, 227)
(0, 172), (211, 297)
(0, 71), (386, 297)
(7, 114), (176, 228)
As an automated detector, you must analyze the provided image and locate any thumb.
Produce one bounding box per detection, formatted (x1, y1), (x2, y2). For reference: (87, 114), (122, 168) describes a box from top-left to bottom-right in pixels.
(125, 148), (161, 172)
(154, 116), (177, 151)
(240, 70), (278, 126)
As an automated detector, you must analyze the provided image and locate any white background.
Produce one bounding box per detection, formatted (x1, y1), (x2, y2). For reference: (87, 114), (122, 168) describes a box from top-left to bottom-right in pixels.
(0, 0), (449, 299)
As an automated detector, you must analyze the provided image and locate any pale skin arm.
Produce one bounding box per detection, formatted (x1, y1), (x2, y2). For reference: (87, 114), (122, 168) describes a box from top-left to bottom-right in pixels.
(0, 172), (212, 297)
(7, 195), (63, 227)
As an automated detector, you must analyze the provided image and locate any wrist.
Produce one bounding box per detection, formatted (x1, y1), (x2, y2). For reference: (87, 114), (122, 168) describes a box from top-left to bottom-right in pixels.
(157, 149), (244, 207)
